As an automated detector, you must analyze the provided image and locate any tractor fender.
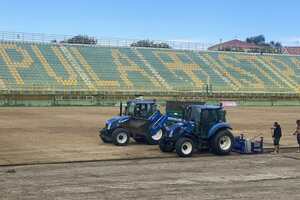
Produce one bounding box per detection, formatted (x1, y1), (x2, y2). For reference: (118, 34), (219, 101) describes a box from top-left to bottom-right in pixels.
(208, 122), (232, 139)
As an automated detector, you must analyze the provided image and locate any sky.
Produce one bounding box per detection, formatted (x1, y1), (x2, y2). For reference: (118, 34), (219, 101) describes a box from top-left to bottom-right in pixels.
(1, 0), (300, 46)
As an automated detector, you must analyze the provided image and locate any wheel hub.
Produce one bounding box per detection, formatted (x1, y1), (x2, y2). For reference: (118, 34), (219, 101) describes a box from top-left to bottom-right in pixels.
(219, 135), (231, 150)
(181, 142), (192, 155)
(117, 132), (128, 144)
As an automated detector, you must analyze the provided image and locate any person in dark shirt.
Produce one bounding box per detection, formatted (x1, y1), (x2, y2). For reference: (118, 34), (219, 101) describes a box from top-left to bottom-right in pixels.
(271, 122), (282, 154)
(292, 120), (300, 153)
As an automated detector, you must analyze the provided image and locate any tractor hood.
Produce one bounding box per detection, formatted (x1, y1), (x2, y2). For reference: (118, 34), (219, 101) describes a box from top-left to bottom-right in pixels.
(166, 120), (195, 138)
(105, 115), (129, 130)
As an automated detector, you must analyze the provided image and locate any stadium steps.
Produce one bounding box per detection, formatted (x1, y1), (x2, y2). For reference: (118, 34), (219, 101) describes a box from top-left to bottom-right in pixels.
(168, 52), (204, 88)
(258, 56), (298, 92)
(132, 48), (171, 90)
(201, 53), (239, 91)
(69, 46), (119, 88)
(111, 49), (161, 90)
(0, 40), (299, 95)
(0, 78), (6, 90)
(188, 52), (231, 92)
(60, 45), (95, 90)
(218, 54), (265, 91)
(236, 54), (280, 89)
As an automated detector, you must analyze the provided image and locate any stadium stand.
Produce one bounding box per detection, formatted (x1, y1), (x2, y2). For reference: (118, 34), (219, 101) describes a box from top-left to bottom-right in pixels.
(0, 40), (299, 98)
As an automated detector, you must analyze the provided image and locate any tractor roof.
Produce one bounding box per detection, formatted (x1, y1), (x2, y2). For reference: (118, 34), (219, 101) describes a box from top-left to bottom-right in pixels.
(127, 99), (156, 104)
(189, 104), (223, 110)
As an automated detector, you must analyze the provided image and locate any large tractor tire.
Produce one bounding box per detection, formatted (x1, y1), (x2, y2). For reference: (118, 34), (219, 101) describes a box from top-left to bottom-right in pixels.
(210, 129), (234, 155)
(175, 137), (194, 157)
(112, 128), (130, 146)
(146, 129), (163, 145)
(159, 139), (174, 152)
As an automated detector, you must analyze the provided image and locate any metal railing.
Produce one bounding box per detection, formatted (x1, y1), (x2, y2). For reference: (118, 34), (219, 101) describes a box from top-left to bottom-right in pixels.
(0, 31), (214, 51)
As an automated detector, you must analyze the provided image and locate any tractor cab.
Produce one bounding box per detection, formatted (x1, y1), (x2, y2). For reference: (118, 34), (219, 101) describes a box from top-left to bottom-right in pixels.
(183, 105), (226, 139)
(100, 99), (167, 146)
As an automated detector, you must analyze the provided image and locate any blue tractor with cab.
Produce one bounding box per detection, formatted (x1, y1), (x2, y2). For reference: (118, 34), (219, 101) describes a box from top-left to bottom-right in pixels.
(99, 99), (168, 146)
(159, 103), (234, 157)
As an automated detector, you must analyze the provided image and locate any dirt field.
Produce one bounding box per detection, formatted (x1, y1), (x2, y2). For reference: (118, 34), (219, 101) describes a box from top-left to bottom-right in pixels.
(0, 106), (299, 165)
(1, 153), (299, 200)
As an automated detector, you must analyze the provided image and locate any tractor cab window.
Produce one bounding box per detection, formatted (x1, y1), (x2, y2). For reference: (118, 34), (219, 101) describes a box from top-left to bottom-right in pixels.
(134, 103), (151, 118)
(191, 108), (201, 122)
(184, 107), (201, 122)
(199, 109), (218, 137)
(201, 109), (218, 124)
(126, 102), (135, 116)
(126, 102), (157, 118)
(218, 110), (226, 122)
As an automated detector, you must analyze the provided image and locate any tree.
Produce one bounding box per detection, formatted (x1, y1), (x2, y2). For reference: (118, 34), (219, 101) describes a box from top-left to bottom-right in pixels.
(62, 35), (97, 45)
(246, 35), (266, 45)
(245, 35), (283, 54)
(131, 40), (171, 48)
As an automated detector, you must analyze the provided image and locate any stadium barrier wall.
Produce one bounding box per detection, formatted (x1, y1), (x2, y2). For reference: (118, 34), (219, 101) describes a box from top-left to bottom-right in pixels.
(1, 93), (300, 107)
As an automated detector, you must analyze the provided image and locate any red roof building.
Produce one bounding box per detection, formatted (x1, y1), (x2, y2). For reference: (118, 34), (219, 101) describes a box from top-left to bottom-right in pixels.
(283, 47), (300, 55)
(208, 39), (261, 52)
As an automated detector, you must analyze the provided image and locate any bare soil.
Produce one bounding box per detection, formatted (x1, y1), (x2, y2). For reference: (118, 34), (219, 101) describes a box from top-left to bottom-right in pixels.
(1, 153), (299, 200)
(0, 106), (299, 165)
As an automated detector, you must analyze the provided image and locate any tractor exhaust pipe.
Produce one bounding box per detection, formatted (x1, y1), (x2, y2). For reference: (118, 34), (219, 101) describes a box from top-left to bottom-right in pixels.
(119, 102), (122, 116)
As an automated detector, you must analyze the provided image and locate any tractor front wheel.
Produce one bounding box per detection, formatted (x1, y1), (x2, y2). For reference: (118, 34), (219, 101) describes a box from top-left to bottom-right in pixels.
(210, 129), (234, 155)
(175, 137), (194, 157)
(112, 128), (130, 146)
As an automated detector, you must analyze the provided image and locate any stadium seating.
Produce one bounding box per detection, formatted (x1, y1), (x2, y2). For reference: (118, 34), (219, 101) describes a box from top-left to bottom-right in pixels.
(0, 40), (299, 94)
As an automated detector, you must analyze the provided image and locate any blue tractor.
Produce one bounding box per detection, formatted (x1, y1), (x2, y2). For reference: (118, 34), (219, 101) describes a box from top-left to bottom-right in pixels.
(99, 99), (168, 146)
(159, 104), (234, 157)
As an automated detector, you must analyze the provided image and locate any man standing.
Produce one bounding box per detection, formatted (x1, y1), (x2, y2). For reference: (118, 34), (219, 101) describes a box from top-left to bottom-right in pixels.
(292, 120), (300, 153)
(271, 122), (282, 154)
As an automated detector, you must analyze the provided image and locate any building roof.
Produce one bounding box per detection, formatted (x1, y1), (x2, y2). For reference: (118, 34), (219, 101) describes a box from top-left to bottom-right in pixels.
(283, 47), (300, 55)
(208, 39), (260, 50)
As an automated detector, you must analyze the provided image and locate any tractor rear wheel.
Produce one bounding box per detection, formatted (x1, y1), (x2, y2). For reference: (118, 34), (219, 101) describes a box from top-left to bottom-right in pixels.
(112, 128), (130, 146)
(159, 139), (174, 152)
(175, 137), (194, 157)
(210, 129), (234, 155)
